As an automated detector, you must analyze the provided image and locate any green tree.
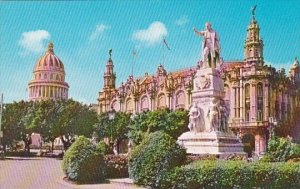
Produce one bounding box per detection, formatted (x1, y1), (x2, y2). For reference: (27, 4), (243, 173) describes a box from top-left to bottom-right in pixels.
(128, 109), (188, 145)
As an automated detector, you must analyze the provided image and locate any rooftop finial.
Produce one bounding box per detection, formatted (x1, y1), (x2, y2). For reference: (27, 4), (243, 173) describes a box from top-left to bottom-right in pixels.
(48, 42), (54, 53)
(251, 5), (257, 20)
(109, 49), (112, 59)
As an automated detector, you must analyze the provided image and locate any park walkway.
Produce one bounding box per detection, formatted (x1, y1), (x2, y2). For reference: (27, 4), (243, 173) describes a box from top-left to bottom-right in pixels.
(0, 157), (144, 189)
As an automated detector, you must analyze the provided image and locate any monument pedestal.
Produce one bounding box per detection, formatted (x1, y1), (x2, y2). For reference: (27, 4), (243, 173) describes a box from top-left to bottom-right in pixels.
(178, 67), (245, 157)
(178, 131), (245, 156)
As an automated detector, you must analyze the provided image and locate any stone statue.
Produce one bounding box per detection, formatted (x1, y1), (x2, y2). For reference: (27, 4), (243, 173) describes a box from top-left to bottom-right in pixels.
(207, 99), (220, 132)
(188, 103), (204, 133)
(109, 49), (112, 59)
(251, 5), (257, 17)
(219, 100), (229, 132)
(194, 22), (221, 69)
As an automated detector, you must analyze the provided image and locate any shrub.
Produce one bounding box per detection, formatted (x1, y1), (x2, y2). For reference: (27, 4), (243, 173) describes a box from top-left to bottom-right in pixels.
(128, 131), (186, 188)
(266, 137), (300, 162)
(162, 160), (300, 189)
(62, 136), (106, 183)
(96, 140), (110, 155)
(104, 154), (128, 178)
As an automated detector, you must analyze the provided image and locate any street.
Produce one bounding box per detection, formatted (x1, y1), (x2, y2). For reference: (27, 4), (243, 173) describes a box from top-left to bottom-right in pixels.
(0, 157), (144, 189)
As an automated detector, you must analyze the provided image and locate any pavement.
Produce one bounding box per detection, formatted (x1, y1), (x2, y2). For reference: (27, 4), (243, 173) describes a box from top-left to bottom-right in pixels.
(0, 157), (145, 189)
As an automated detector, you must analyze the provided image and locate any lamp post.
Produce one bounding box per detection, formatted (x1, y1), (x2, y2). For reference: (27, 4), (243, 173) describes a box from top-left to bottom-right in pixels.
(0, 94), (4, 158)
(268, 117), (277, 139)
(108, 108), (116, 152)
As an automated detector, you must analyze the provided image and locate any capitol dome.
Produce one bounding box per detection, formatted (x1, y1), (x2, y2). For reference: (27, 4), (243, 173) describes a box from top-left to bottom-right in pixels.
(28, 42), (69, 101)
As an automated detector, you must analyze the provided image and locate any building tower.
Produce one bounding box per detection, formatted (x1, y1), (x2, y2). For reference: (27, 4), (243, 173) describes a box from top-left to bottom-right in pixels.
(244, 7), (264, 65)
(28, 42), (69, 101)
(98, 50), (116, 113)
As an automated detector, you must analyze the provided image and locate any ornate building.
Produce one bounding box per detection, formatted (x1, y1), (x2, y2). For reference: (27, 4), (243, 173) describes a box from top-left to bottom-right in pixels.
(98, 13), (300, 155)
(28, 42), (69, 101)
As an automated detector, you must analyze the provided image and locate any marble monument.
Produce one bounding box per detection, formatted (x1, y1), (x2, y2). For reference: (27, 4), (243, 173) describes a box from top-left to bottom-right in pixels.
(178, 23), (245, 155)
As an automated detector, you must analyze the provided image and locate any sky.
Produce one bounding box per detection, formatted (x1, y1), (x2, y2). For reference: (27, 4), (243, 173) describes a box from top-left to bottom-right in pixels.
(1, 0), (300, 104)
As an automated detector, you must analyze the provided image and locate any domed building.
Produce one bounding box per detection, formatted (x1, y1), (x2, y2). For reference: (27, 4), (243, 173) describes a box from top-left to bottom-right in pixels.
(28, 42), (69, 101)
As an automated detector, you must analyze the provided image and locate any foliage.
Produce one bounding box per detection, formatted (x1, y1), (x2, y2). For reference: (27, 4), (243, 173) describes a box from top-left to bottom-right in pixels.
(128, 109), (188, 145)
(62, 136), (106, 183)
(266, 137), (300, 162)
(2, 99), (97, 151)
(2, 101), (32, 146)
(104, 154), (128, 178)
(161, 160), (300, 189)
(94, 112), (131, 143)
(128, 131), (186, 188)
(96, 141), (110, 155)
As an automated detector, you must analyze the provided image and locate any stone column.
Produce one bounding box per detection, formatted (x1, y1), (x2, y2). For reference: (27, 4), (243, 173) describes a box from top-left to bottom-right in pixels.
(251, 83), (256, 121)
(230, 85), (235, 119)
(264, 83), (269, 122)
(240, 82), (244, 120)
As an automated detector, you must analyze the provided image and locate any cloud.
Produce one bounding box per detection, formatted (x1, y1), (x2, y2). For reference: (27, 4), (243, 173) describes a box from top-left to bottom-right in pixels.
(19, 30), (50, 53)
(133, 21), (168, 45)
(175, 15), (189, 26)
(89, 24), (110, 40)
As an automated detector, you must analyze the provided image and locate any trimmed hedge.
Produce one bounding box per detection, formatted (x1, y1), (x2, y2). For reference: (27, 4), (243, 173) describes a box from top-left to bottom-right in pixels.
(161, 160), (300, 189)
(62, 136), (106, 183)
(128, 131), (186, 188)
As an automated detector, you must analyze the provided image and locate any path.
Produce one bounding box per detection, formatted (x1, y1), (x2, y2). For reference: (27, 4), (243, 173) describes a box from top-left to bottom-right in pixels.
(0, 157), (144, 189)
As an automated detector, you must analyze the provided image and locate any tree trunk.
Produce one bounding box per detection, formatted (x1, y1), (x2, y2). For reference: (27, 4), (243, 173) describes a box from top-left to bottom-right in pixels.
(51, 140), (54, 153)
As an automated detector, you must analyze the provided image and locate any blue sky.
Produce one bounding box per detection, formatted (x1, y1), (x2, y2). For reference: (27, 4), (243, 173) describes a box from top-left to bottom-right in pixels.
(1, 1), (300, 104)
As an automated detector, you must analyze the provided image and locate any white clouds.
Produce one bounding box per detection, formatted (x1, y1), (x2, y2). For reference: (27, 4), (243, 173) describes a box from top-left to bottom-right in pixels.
(133, 21), (168, 45)
(175, 15), (189, 26)
(19, 30), (50, 53)
(90, 24), (110, 41)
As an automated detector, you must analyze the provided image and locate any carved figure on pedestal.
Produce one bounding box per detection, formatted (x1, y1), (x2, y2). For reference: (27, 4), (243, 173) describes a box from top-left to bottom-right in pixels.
(207, 99), (220, 132)
(194, 72), (211, 90)
(194, 22), (221, 69)
(188, 103), (205, 133)
(219, 100), (229, 132)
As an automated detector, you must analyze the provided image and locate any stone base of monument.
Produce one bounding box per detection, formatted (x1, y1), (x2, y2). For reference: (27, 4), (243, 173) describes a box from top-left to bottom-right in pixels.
(178, 131), (246, 157)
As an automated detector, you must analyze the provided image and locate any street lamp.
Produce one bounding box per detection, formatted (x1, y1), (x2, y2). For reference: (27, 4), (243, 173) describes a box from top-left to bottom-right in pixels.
(0, 94), (4, 158)
(108, 108), (116, 150)
(268, 117), (277, 139)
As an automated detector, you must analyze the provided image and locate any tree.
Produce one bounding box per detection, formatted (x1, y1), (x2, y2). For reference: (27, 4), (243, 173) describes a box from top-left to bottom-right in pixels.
(128, 109), (189, 146)
(94, 112), (131, 154)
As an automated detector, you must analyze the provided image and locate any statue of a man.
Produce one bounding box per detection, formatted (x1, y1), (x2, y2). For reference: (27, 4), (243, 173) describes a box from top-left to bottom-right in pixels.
(194, 22), (221, 69)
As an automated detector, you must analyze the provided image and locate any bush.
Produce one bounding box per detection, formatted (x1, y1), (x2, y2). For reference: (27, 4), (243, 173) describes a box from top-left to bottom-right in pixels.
(128, 131), (186, 188)
(266, 137), (300, 162)
(104, 154), (128, 178)
(96, 140), (110, 155)
(162, 160), (300, 189)
(62, 136), (106, 183)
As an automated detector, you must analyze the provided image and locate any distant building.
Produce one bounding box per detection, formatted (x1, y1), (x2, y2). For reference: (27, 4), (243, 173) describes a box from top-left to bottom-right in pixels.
(98, 13), (300, 155)
(28, 42), (69, 101)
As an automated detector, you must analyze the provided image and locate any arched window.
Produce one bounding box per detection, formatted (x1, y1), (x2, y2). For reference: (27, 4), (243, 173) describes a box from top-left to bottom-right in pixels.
(44, 74), (47, 80)
(158, 94), (166, 109)
(50, 74), (53, 80)
(257, 83), (263, 121)
(141, 96), (149, 111)
(175, 91), (185, 109)
(126, 98), (134, 113)
(245, 84), (250, 121)
(56, 75), (59, 81)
